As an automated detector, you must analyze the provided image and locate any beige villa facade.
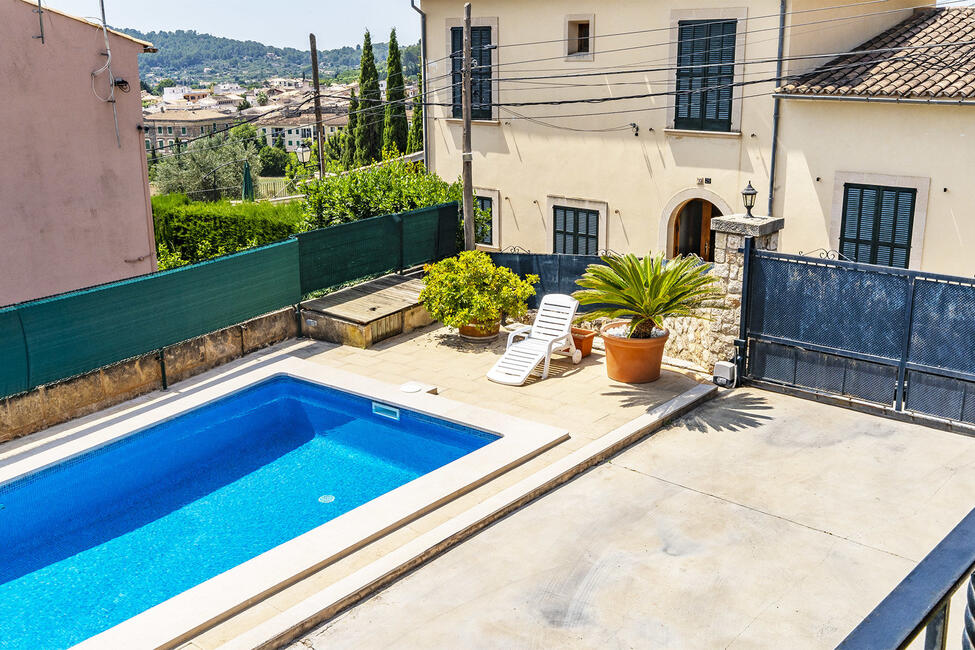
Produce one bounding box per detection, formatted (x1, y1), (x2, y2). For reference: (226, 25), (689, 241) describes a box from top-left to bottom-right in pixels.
(776, 7), (975, 276)
(416, 0), (975, 274)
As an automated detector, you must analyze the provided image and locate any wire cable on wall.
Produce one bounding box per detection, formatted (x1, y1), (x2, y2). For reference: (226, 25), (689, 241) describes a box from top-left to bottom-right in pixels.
(91, 0), (120, 147)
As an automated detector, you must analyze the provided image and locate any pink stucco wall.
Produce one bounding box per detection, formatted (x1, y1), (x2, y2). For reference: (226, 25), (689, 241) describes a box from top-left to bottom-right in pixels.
(0, 1), (157, 307)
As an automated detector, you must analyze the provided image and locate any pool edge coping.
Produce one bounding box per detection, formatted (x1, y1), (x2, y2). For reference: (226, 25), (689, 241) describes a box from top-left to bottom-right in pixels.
(213, 382), (719, 650)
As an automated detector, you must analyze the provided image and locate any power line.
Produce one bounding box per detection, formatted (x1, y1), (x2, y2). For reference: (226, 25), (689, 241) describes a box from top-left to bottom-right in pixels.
(419, 0), (895, 69)
(452, 0), (972, 79)
(482, 0), (972, 73)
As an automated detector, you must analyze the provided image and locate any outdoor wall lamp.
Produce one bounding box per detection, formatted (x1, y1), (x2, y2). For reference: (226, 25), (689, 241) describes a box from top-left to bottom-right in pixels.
(742, 181), (758, 217)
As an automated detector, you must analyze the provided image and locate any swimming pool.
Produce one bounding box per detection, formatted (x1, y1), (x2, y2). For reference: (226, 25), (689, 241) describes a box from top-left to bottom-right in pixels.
(0, 360), (562, 650)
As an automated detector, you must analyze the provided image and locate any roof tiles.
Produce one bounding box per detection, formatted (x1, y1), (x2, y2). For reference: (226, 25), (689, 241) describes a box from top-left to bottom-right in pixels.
(779, 8), (975, 99)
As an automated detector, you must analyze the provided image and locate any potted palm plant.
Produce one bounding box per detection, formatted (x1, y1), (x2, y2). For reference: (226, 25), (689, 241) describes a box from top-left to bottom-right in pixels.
(572, 253), (724, 383)
(420, 250), (539, 341)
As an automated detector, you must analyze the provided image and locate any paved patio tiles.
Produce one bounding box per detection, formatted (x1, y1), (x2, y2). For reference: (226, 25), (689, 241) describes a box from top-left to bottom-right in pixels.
(292, 325), (701, 441)
(290, 388), (975, 649)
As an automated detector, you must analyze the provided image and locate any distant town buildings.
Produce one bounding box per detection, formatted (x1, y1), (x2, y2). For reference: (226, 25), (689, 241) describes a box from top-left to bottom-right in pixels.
(143, 110), (237, 153)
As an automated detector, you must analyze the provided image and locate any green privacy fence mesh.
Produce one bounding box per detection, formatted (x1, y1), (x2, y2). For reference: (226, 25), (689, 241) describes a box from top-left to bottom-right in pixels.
(298, 202), (458, 294)
(0, 202), (458, 400)
(0, 308), (28, 397)
(18, 240), (300, 389)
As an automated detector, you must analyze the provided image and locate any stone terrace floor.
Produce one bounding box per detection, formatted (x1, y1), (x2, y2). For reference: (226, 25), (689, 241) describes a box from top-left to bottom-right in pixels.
(290, 386), (975, 649)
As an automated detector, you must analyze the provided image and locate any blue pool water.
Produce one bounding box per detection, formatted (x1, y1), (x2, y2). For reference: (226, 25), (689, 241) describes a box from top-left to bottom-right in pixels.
(0, 376), (495, 649)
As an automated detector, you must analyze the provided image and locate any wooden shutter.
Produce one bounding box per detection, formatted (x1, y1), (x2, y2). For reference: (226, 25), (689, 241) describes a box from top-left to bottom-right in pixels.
(451, 26), (492, 120)
(451, 28), (463, 119)
(840, 184), (915, 268)
(675, 20), (736, 131)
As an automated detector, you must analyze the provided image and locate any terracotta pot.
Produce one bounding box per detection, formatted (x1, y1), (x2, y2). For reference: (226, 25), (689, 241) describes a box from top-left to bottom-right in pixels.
(571, 327), (597, 358)
(459, 319), (501, 341)
(599, 320), (669, 383)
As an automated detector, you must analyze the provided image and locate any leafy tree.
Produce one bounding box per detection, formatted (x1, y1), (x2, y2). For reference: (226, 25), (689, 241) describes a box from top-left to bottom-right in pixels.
(322, 130), (345, 163)
(237, 98), (251, 111)
(230, 123), (263, 150)
(406, 71), (423, 154)
(256, 90), (269, 106)
(154, 78), (176, 94)
(354, 31), (383, 167)
(382, 29), (408, 155)
(342, 91), (358, 169)
(153, 132), (263, 201)
(259, 145), (289, 176)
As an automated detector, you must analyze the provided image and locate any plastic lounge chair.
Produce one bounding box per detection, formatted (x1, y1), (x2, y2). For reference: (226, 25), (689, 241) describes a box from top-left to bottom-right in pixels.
(487, 294), (582, 386)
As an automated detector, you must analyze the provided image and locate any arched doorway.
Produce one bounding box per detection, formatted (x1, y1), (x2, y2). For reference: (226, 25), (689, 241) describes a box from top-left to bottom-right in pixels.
(672, 199), (722, 261)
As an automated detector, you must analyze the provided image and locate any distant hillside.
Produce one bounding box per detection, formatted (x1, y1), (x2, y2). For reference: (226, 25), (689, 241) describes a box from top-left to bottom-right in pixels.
(120, 28), (420, 86)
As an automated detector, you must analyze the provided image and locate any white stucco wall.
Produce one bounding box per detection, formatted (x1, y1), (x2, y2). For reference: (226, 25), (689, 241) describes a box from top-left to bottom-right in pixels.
(777, 99), (975, 276)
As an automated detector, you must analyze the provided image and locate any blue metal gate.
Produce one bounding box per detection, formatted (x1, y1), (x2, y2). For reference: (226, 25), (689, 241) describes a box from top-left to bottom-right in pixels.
(743, 242), (975, 425)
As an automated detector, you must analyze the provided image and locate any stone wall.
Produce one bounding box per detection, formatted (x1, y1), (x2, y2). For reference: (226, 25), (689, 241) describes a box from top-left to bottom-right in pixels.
(664, 216), (783, 373)
(0, 307), (298, 444)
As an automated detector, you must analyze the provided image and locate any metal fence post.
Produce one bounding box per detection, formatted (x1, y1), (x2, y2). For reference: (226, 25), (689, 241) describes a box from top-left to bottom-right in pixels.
(157, 347), (168, 390)
(735, 236), (754, 385)
(895, 276), (917, 411)
(965, 572), (975, 650)
(925, 602), (948, 650)
(398, 215), (405, 274)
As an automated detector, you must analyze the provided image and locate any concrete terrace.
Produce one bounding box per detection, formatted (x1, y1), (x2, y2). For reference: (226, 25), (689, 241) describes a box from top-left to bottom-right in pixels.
(289, 387), (975, 649)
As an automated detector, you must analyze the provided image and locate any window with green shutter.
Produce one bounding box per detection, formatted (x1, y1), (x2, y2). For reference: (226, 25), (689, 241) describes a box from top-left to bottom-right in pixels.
(554, 206), (599, 255)
(451, 26), (492, 120)
(675, 20), (737, 132)
(839, 183), (916, 268)
(475, 196), (493, 245)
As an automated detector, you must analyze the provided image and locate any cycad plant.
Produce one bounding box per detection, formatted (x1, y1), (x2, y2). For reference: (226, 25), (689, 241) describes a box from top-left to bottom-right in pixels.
(572, 253), (724, 339)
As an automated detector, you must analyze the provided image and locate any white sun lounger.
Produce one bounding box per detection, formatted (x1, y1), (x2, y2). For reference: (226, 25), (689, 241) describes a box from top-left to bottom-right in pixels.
(487, 293), (582, 386)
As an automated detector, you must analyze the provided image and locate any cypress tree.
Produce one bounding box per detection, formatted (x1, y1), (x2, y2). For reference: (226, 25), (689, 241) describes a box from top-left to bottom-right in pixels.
(406, 71), (424, 154)
(354, 31), (383, 166)
(382, 29), (408, 156)
(342, 91), (358, 169)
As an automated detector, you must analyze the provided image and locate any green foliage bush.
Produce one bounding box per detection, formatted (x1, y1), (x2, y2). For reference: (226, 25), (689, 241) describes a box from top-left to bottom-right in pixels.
(152, 194), (303, 266)
(420, 251), (539, 328)
(298, 156), (489, 249)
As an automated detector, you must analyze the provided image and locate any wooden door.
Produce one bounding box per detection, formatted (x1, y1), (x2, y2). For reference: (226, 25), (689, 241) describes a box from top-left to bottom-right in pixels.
(700, 201), (712, 260)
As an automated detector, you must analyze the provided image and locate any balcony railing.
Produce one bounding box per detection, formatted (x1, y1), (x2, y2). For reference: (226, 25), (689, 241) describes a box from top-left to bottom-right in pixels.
(837, 507), (975, 650)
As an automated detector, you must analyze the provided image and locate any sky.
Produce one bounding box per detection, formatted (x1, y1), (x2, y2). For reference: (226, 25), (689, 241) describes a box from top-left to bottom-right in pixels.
(43, 0), (422, 50)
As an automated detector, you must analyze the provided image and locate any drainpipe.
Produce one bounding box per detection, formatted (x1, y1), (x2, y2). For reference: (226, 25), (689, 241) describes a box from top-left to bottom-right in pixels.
(766, 0), (787, 217)
(411, 0), (430, 170)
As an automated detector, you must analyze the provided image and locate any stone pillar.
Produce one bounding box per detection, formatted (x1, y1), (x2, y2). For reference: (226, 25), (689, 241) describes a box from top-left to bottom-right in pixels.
(664, 214), (783, 372)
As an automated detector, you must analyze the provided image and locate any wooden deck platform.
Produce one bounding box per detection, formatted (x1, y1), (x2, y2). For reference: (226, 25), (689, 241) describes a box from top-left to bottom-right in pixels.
(299, 272), (433, 348)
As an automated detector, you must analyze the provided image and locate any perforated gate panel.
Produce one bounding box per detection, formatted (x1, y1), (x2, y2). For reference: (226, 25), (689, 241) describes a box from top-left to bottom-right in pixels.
(745, 250), (975, 424)
(747, 255), (909, 361)
(909, 279), (975, 374)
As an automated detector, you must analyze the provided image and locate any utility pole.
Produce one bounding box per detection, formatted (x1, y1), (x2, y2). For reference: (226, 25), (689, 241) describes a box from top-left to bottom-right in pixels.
(309, 33), (326, 180)
(461, 3), (475, 250)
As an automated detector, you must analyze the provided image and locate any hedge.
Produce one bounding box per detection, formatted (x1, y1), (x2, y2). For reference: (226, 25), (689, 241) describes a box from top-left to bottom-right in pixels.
(152, 194), (303, 265)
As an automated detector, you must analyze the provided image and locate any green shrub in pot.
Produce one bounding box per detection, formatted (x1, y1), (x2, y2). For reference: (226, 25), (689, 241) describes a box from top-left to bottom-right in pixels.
(420, 251), (539, 331)
(572, 252), (724, 382)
